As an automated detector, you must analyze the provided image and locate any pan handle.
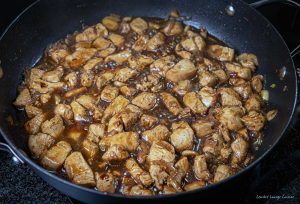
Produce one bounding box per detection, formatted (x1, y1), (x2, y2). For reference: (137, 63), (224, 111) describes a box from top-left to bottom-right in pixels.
(0, 142), (24, 164)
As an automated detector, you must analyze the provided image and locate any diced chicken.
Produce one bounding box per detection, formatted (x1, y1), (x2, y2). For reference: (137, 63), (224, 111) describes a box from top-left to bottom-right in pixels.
(54, 104), (74, 121)
(218, 106), (244, 131)
(218, 87), (242, 106)
(108, 33), (125, 47)
(75, 23), (108, 42)
(241, 111), (266, 132)
(83, 58), (103, 71)
(146, 32), (165, 51)
(120, 104), (142, 130)
(65, 87), (87, 98)
(128, 185), (154, 196)
(64, 72), (77, 88)
(212, 69), (228, 84)
(148, 141), (176, 164)
(74, 41), (92, 49)
(207, 45), (234, 62)
(236, 53), (258, 71)
(149, 161), (171, 190)
(92, 37), (112, 50)
(126, 158), (153, 186)
(100, 85), (119, 102)
(183, 92), (207, 115)
(41, 115), (65, 138)
(132, 35), (149, 52)
(107, 114), (123, 134)
(120, 86), (137, 97)
(192, 120), (215, 138)
(98, 47), (116, 58)
(70, 101), (88, 122)
(102, 95), (129, 122)
(80, 70), (94, 87)
(48, 45), (70, 64)
(114, 68), (137, 82)
(128, 55), (154, 71)
(102, 15), (120, 31)
(166, 59), (197, 82)
(213, 165), (232, 183)
(160, 92), (183, 116)
(162, 21), (183, 36)
(25, 113), (47, 134)
(175, 43), (192, 59)
(95, 172), (116, 193)
(65, 48), (97, 68)
(132, 92), (157, 110)
(194, 155), (211, 181)
(99, 132), (139, 152)
(231, 137), (248, 164)
(181, 150), (199, 157)
(180, 38), (198, 53)
(245, 94), (262, 112)
(170, 121), (194, 152)
(150, 55), (176, 77)
(198, 70), (218, 87)
(137, 141), (150, 164)
(184, 181), (205, 191)
(86, 123), (105, 143)
(25, 105), (42, 118)
(218, 124), (231, 142)
(28, 133), (55, 159)
(233, 82), (253, 99)
(139, 114), (158, 130)
(173, 80), (191, 96)
(95, 72), (115, 90)
(41, 67), (64, 83)
(102, 144), (129, 161)
(130, 17), (148, 34)
(76, 95), (102, 120)
(136, 74), (160, 92)
(81, 139), (99, 163)
(251, 75), (263, 93)
(142, 125), (170, 144)
(41, 141), (72, 171)
(199, 87), (217, 108)
(105, 50), (131, 64)
(14, 88), (32, 107)
(175, 157), (189, 174)
(225, 62), (252, 80)
(64, 152), (95, 186)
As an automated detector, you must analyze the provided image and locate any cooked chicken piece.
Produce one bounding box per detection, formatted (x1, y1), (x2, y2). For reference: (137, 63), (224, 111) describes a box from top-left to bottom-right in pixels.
(198, 70), (218, 87)
(218, 106), (244, 131)
(102, 144), (129, 161)
(137, 141), (150, 164)
(225, 62), (252, 80)
(28, 133), (55, 159)
(95, 71), (115, 90)
(175, 157), (189, 174)
(241, 111), (265, 132)
(40, 94), (51, 104)
(149, 162), (171, 190)
(130, 17), (148, 34)
(194, 35), (206, 51)
(76, 95), (102, 119)
(139, 114), (158, 130)
(107, 115), (123, 135)
(120, 104), (142, 130)
(42, 67), (64, 83)
(98, 47), (116, 58)
(181, 150), (199, 157)
(199, 87), (217, 108)
(251, 75), (263, 93)
(31, 79), (65, 94)
(80, 70), (94, 87)
(218, 87), (242, 106)
(125, 158), (153, 187)
(25, 105), (42, 118)
(28, 68), (45, 85)
(203, 133), (224, 156)
(114, 68), (137, 83)
(75, 23), (108, 42)
(129, 185), (154, 196)
(64, 72), (77, 88)
(81, 139), (99, 164)
(100, 85), (119, 102)
(108, 33), (125, 47)
(150, 55), (176, 77)
(218, 124), (231, 142)
(14, 88), (32, 107)
(245, 94), (262, 112)
(102, 15), (120, 31)
(83, 58), (103, 70)
(99, 132), (139, 152)
(207, 45), (234, 62)
(233, 82), (252, 99)
(120, 86), (137, 97)
(166, 59), (197, 83)
(64, 152), (95, 186)
(132, 92), (157, 110)
(146, 32), (165, 51)
(170, 121), (194, 152)
(120, 175), (136, 195)
(95, 172), (116, 193)
(102, 95), (129, 122)
(175, 43), (192, 59)
(105, 50), (131, 64)
(236, 53), (258, 71)
(194, 155), (211, 181)
(87, 123), (105, 143)
(231, 137), (248, 164)
(54, 104), (73, 121)
(212, 69), (228, 84)
(132, 35), (149, 52)
(128, 55), (154, 71)
(41, 141), (72, 171)
(214, 165), (232, 183)
(148, 141), (176, 164)
(173, 80), (192, 96)
(192, 120), (215, 138)
(64, 86), (87, 98)
(183, 92), (207, 115)
(70, 101), (88, 122)
(48, 46), (70, 64)
(163, 185), (177, 194)
(160, 92), (183, 116)
(41, 115), (65, 138)
(74, 41), (92, 49)
(92, 37), (112, 50)
(162, 21), (183, 36)
(65, 48), (97, 68)
(25, 113), (47, 134)
(142, 125), (170, 144)
(184, 181), (205, 191)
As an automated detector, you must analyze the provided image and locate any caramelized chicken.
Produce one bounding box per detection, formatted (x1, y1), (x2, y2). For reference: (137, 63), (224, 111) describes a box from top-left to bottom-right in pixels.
(183, 92), (207, 115)
(125, 158), (153, 187)
(241, 111), (266, 131)
(14, 88), (32, 107)
(194, 155), (211, 181)
(150, 55), (176, 77)
(213, 165), (232, 183)
(166, 59), (197, 82)
(192, 120), (215, 138)
(99, 132), (139, 152)
(139, 114), (158, 129)
(132, 92), (157, 110)
(160, 92), (183, 116)
(28, 133), (55, 159)
(148, 141), (176, 164)
(207, 45), (234, 62)
(170, 121), (194, 152)
(41, 115), (65, 138)
(102, 144), (129, 161)
(142, 125), (170, 144)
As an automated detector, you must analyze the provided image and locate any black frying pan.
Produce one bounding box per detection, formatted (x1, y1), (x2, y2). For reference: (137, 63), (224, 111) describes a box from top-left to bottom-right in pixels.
(0, 0), (299, 203)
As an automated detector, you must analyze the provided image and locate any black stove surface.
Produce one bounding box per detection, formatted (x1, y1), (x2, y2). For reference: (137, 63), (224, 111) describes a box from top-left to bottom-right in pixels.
(0, 0), (300, 203)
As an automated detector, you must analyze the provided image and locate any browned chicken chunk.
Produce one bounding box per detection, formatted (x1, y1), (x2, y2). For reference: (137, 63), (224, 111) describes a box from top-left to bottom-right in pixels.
(132, 92), (157, 110)
(95, 172), (116, 193)
(102, 144), (129, 161)
(99, 132), (139, 152)
(166, 59), (197, 82)
(142, 125), (170, 144)
(41, 115), (65, 138)
(160, 92), (183, 116)
(170, 121), (194, 152)
(28, 133), (55, 159)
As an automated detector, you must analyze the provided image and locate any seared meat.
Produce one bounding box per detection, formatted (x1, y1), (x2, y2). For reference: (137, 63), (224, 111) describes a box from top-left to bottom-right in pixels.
(233, 82), (252, 99)
(132, 35), (149, 52)
(87, 124), (105, 143)
(102, 95), (129, 122)
(194, 155), (211, 181)
(25, 105), (42, 118)
(198, 70), (218, 87)
(245, 94), (262, 112)
(65, 48), (96, 68)
(100, 85), (119, 102)
(160, 92), (183, 116)
(146, 32), (165, 51)
(81, 139), (99, 163)
(166, 59), (197, 83)
(105, 50), (131, 64)
(25, 114), (47, 135)
(236, 53), (258, 71)
(70, 101), (88, 122)
(42, 67), (64, 83)
(184, 181), (205, 191)
(163, 20), (183, 36)
(231, 137), (248, 164)
(139, 114), (158, 129)
(102, 144), (129, 161)
(120, 86), (137, 97)
(225, 62), (251, 80)
(41, 115), (65, 138)
(54, 104), (73, 121)
(128, 55), (154, 71)
(207, 45), (234, 62)
(192, 120), (215, 138)
(173, 80), (192, 96)
(28, 133), (55, 159)
(150, 55), (176, 77)
(114, 68), (137, 83)
(14, 88), (32, 107)
(170, 121), (194, 152)
(75, 23), (108, 42)
(126, 158), (153, 187)
(95, 172), (116, 193)
(99, 132), (139, 152)
(96, 72), (115, 90)
(251, 75), (263, 93)
(148, 141), (176, 164)
(217, 106), (244, 131)
(130, 18), (148, 34)
(183, 92), (207, 115)
(241, 111), (266, 131)
(213, 165), (232, 183)
(199, 87), (217, 108)
(142, 125), (170, 144)
(120, 104), (142, 130)
(108, 33), (125, 47)
(102, 15), (120, 31)
(132, 92), (157, 110)
(128, 185), (154, 196)
(218, 87), (242, 106)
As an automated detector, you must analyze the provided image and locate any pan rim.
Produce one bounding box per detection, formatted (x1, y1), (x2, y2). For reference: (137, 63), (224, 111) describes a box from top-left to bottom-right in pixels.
(0, 0), (297, 200)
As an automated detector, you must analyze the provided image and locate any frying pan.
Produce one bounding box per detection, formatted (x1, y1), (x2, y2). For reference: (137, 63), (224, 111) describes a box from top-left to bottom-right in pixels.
(0, 0), (299, 203)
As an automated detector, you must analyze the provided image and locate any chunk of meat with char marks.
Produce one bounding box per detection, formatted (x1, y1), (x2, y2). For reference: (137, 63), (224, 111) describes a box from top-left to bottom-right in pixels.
(102, 144), (129, 161)
(92, 37), (111, 50)
(132, 92), (157, 110)
(225, 62), (252, 80)
(173, 80), (192, 96)
(100, 85), (119, 102)
(241, 111), (266, 132)
(245, 94), (262, 112)
(167, 157), (190, 192)
(14, 88), (32, 107)
(120, 86), (137, 97)
(160, 92), (183, 116)
(166, 59), (197, 83)
(104, 50), (131, 64)
(47, 44), (70, 64)
(162, 20), (183, 36)
(142, 125), (170, 144)
(86, 124), (105, 143)
(148, 141), (176, 164)
(194, 155), (211, 181)
(212, 69), (228, 84)
(128, 185), (154, 196)
(183, 92), (207, 115)
(65, 48), (97, 68)
(192, 120), (215, 138)
(81, 139), (99, 164)
(214, 165), (232, 183)
(96, 72), (115, 90)
(170, 121), (194, 152)
(41, 115), (65, 138)
(184, 181), (205, 191)
(218, 87), (242, 106)
(149, 163), (170, 190)
(25, 105), (42, 118)
(41, 141), (72, 171)
(202, 132), (225, 156)
(126, 158), (153, 187)
(236, 53), (258, 71)
(75, 23), (108, 42)
(114, 67), (137, 83)
(70, 101), (88, 122)
(108, 33), (124, 47)
(99, 132), (139, 152)
(102, 15), (120, 31)
(54, 104), (74, 121)
(25, 113), (47, 135)
(251, 75), (263, 93)
(64, 152), (96, 186)
(146, 32), (165, 51)
(199, 86), (217, 108)
(76, 95), (103, 120)
(95, 172), (116, 193)
(64, 72), (77, 88)
(233, 82), (253, 99)
(80, 70), (94, 87)
(130, 17), (148, 34)
(28, 133), (55, 159)
(137, 141), (150, 164)
(207, 44), (234, 62)
(150, 55), (176, 77)
(217, 106), (244, 131)
(132, 35), (148, 52)
(42, 67), (64, 83)
(107, 114), (124, 134)
(231, 137), (248, 164)
(102, 95), (129, 122)
(198, 70), (218, 87)
(120, 104), (142, 130)
(139, 114), (158, 130)
(83, 58), (103, 71)
(128, 55), (154, 71)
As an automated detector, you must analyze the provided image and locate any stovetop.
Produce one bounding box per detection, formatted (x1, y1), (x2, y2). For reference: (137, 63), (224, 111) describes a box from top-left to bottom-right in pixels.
(0, 0), (300, 203)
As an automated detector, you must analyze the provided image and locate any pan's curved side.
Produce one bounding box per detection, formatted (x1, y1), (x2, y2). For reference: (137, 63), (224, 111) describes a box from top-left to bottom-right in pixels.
(0, 0), (297, 202)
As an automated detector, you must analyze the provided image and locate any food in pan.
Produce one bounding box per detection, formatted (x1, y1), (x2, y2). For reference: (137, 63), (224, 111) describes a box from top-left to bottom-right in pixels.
(14, 11), (269, 195)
